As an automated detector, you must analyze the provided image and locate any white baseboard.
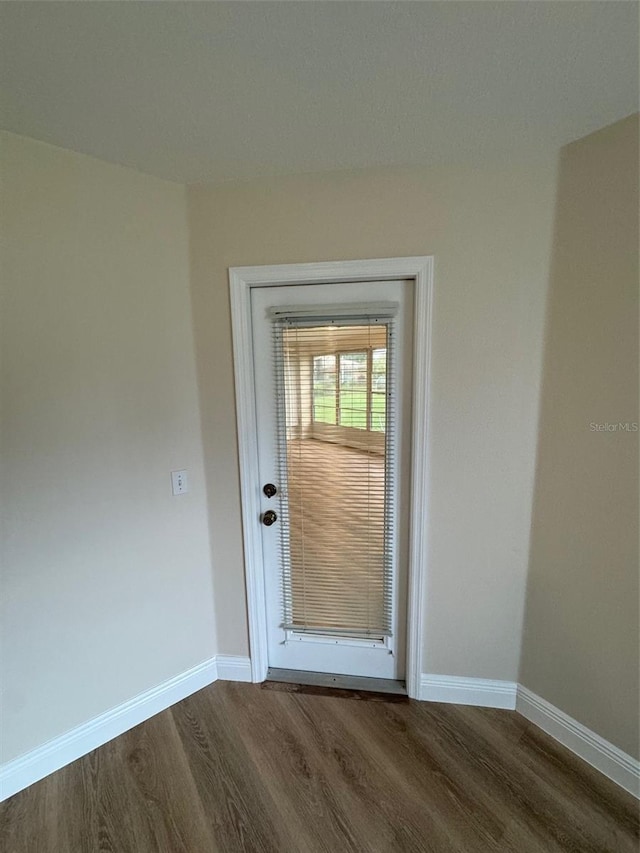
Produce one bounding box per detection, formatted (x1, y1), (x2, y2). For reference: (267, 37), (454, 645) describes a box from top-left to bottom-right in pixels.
(420, 674), (517, 709)
(0, 654), (252, 803)
(516, 685), (640, 799)
(3, 663), (637, 803)
(417, 676), (639, 798)
(215, 654), (253, 682)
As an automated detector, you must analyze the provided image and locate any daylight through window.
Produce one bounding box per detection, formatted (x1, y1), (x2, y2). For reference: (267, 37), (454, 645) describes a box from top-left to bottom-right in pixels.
(312, 348), (386, 432)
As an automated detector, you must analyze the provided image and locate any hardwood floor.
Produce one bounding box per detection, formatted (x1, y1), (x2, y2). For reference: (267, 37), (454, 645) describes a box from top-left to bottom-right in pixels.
(1, 682), (637, 852)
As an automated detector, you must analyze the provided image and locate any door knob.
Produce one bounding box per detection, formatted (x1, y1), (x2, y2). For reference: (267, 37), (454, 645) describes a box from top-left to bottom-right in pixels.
(263, 483), (277, 498)
(262, 509), (277, 526)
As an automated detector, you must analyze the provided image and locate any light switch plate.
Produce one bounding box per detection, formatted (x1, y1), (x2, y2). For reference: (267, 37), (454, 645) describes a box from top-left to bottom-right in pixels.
(171, 469), (188, 495)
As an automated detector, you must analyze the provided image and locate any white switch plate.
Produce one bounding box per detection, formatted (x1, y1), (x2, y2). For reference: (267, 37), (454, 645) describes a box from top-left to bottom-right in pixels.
(171, 469), (188, 495)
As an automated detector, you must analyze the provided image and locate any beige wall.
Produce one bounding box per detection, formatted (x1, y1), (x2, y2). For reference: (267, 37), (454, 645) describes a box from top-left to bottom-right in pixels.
(0, 133), (216, 763)
(3, 117), (635, 774)
(187, 159), (557, 679)
(520, 116), (639, 758)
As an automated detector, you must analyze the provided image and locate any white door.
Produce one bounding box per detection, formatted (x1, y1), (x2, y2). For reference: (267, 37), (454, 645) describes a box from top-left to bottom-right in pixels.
(251, 280), (413, 679)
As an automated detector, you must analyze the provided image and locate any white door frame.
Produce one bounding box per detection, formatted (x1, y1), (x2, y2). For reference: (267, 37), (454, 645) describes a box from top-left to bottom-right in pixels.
(229, 257), (433, 699)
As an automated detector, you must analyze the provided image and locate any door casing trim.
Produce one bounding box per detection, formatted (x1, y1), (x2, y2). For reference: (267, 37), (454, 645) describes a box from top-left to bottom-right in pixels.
(229, 257), (434, 699)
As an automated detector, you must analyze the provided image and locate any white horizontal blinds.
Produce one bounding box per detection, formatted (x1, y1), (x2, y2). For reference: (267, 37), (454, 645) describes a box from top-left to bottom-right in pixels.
(272, 312), (396, 638)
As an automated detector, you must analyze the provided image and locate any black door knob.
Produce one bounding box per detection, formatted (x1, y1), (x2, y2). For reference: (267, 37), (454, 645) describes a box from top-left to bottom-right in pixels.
(263, 483), (277, 498)
(262, 509), (277, 526)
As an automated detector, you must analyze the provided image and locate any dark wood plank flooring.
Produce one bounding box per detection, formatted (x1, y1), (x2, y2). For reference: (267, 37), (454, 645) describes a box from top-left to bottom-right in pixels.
(1, 681), (637, 852)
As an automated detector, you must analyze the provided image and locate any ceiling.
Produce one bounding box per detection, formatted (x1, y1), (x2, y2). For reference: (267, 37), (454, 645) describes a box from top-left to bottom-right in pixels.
(1, 2), (637, 184)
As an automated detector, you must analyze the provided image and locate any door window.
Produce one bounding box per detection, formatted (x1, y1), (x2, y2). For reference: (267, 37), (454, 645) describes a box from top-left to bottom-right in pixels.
(276, 321), (394, 639)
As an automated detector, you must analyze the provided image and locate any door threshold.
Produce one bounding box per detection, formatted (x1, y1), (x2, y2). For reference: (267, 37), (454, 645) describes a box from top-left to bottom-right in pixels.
(266, 667), (407, 696)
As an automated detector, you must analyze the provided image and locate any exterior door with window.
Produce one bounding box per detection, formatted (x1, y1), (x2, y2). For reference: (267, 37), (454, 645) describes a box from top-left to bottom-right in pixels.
(251, 280), (413, 679)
